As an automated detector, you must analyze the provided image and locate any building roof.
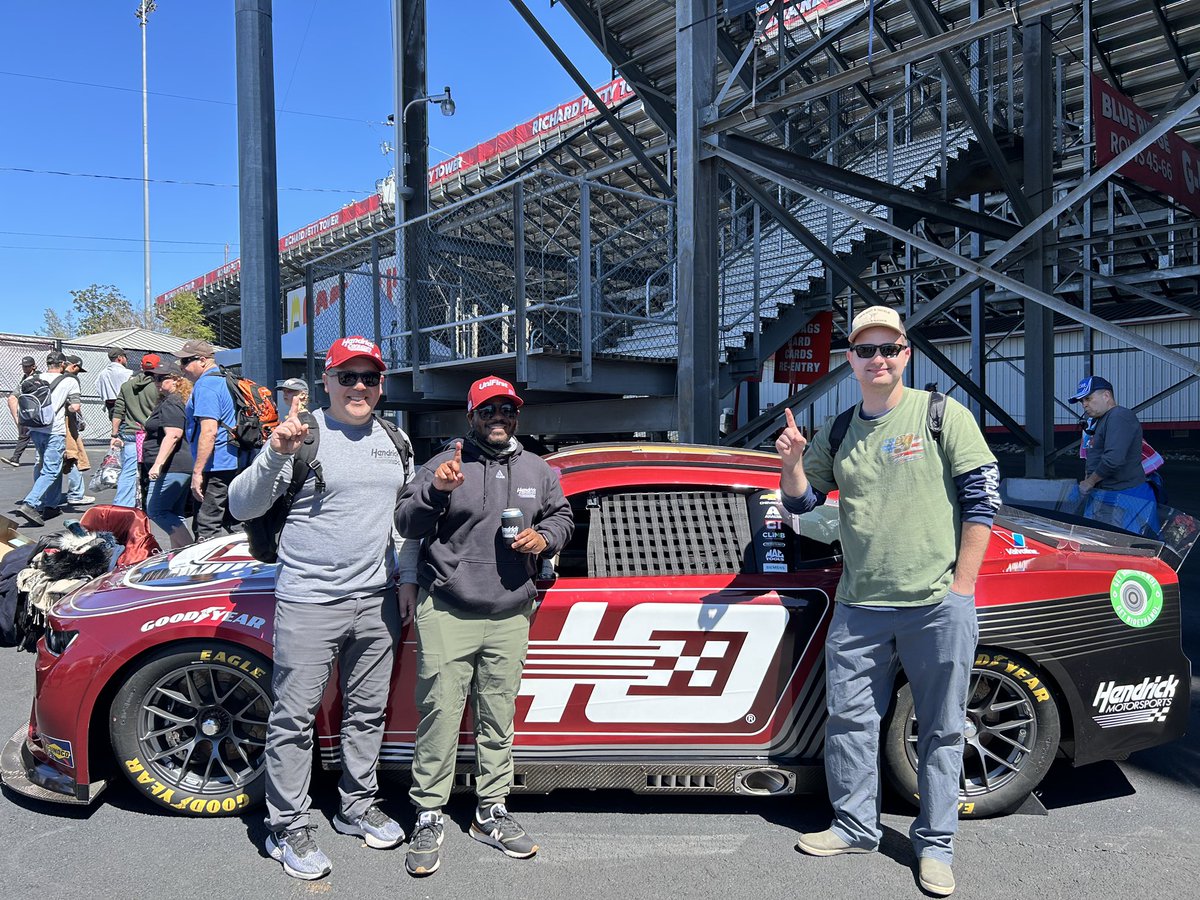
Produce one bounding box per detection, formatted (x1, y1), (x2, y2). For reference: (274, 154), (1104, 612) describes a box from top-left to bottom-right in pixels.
(69, 328), (223, 355)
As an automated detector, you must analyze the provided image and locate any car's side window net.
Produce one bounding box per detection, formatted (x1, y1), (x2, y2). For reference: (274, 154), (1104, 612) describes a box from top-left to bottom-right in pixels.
(585, 490), (752, 578)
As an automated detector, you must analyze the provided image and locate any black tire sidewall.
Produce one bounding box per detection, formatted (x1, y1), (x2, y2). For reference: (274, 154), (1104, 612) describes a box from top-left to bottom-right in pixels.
(109, 640), (272, 816)
(883, 650), (1061, 818)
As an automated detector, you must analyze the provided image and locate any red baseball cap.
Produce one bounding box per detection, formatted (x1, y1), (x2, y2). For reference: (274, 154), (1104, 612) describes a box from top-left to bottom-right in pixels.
(467, 375), (523, 411)
(324, 336), (386, 371)
(141, 353), (162, 371)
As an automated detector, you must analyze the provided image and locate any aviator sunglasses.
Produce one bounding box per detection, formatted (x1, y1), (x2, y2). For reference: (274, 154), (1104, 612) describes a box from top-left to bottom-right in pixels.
(332, 370), (382, 387)
(849, 342), (908, 359)
(474, 402), (519, 419)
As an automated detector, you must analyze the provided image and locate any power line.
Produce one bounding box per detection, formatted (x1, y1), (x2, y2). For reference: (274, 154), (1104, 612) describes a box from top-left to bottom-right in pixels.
(0, 245), (226, 255)
(0, 166), (366, 194)
(0, 69), (385, 126)
(0, 230), (237, 247)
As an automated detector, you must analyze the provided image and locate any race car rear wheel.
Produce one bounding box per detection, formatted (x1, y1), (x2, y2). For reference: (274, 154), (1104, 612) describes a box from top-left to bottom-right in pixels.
(883, 650), (1061, 818)
(109, 642), (272, 816)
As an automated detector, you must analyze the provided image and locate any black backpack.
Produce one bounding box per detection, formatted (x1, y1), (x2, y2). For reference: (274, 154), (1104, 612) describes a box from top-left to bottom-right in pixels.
(824, 390), (946, 465)
(241, 411), (413, 563)
(16, 374), (70, 429)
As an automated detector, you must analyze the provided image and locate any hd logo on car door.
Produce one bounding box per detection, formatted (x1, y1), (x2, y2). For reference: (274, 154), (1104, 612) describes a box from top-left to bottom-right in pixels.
(519, 600), (800, 725)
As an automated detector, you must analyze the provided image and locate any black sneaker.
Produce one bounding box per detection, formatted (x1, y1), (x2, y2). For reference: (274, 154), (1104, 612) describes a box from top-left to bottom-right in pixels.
(15, 503), (44, 527)
(470, 802), (538, 858)
(1, 458), (18, 468)
(405, 810), (445, 877)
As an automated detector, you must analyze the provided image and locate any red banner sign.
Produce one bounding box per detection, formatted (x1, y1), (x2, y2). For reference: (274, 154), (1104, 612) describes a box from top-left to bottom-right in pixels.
(157, 195), (381, 304)
(773, 311), (833, 384)
(1092, 74), (1200, 216)
(428, 77), (636, 186)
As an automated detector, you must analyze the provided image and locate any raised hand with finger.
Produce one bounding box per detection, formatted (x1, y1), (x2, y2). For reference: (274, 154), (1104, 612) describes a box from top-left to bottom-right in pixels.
(775, 408), (808, 466)
(433, 441), (466, 491)
(270, 394), (310, 456)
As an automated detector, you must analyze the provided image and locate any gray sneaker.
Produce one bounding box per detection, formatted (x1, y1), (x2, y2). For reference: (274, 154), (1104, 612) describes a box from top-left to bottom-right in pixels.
(918, 858), (956, 896)
(333, 804), (404, 849)
(406, 810), (445, 876)
(470, 802), (538, 859)
(265, 825), (332, 880)
(796, 829), (875, 857)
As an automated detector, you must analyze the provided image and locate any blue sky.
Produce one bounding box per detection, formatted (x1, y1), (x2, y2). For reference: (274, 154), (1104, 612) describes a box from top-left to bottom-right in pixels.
(1, 1), (610, 336)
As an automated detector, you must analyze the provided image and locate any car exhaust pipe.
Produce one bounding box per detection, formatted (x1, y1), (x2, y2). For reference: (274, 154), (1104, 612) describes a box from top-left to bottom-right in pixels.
(734, 767), (796, 796)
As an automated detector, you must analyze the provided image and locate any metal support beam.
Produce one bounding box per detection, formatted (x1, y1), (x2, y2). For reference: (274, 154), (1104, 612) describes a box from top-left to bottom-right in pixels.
(705, 0), (1076, 135)
(725, 167), (1033, 446)
(904, 0), (1032, 223)
(509, 0), (672, 195)
(513, 181), (528, 385)
(397, 0), (428, 390)
(719, 133), (1019, 239)
(1022, 14), (1055, 476)
(234, 0), (282, 391)
(1149, 0), (1191, 85)
(556, 0), (678, 137)
(677, 0), (720, 443)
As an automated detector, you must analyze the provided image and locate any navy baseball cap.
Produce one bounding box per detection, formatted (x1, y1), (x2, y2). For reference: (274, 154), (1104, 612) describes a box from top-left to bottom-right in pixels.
(1069, 375), (1114, 402)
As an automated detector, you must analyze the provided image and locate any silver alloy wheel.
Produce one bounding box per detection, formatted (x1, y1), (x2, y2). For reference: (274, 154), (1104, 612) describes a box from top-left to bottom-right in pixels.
(136, 663), (270, 794)
(903, 667), (1037, 798)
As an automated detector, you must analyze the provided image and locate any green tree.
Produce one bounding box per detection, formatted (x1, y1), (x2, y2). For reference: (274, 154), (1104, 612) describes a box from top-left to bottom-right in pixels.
(70, 283), (139, 335)
(39, 308), (78, 339)
(156, 291), (215, 342)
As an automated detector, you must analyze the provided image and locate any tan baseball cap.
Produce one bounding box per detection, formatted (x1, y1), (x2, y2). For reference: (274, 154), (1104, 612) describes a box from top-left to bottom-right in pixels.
(848, 306), (905, 343)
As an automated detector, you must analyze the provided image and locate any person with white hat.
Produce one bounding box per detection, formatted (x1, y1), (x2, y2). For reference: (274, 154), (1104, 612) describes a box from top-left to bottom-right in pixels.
(775, 306), (1000, 897)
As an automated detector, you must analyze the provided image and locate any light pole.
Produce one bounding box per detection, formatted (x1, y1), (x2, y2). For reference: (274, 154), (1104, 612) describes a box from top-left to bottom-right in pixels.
(387, 86), (455, 207)
(136, 0), (156, 325)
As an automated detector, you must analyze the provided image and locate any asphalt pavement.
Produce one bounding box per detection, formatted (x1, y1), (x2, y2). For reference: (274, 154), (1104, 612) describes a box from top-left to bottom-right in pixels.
(0, 451), (1198, 900)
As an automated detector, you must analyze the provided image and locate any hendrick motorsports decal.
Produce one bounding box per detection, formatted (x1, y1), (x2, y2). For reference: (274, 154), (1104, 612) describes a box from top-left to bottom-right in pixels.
(1109, 569), (1164, 628)
(43, 736), (74, 768)
(1092, 674), (1179, 728)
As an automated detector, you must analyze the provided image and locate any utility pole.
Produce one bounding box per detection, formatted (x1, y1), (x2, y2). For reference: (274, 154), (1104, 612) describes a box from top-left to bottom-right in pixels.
(136, 0), (155, 325)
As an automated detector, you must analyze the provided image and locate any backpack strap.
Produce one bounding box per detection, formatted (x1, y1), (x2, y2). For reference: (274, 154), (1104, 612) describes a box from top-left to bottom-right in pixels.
(285, 412), (323, 503)
(374, 415), (413, 469)
(927, 390), (946, 443)
(826, 404), (856, 459)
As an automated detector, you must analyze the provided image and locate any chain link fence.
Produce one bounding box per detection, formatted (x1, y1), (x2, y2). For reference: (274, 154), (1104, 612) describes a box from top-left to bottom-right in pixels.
(304, 170), (676, 373)
(0, 333), (167, 447)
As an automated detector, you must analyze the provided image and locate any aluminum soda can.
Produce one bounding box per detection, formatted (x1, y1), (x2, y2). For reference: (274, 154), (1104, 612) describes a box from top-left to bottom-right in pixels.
(501, 507), (524, 545)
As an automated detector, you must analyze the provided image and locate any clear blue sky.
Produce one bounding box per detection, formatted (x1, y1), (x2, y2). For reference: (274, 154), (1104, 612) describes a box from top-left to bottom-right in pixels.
(1, 1), (610, 336)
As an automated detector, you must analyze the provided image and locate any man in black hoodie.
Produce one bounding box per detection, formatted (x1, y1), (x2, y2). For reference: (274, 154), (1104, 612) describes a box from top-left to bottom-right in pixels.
(396, 375), (573, 878)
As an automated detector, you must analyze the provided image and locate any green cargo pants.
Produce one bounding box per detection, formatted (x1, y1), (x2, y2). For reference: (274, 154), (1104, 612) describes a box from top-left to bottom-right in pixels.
(409, 589), (533, 811)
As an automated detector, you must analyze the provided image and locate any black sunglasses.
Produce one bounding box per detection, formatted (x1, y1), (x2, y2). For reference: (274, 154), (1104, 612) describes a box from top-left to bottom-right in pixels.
(475, 402), (519, 419)
(332, 370), (382, 387)
(849, 342), (908, 359)
(177, 356), (200, 366)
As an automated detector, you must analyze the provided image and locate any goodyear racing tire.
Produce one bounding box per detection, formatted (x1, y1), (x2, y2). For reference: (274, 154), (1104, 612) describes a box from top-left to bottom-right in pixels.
(883, 649), (1061, 818)
(109, 641), (272, 816)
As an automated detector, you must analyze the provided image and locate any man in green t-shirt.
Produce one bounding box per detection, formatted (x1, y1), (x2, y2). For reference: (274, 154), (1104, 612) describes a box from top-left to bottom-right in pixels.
(776, 306), (999, 898)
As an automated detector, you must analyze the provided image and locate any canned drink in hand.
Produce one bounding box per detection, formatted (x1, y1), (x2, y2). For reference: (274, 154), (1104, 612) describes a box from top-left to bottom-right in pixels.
(501, 507), (524, 546)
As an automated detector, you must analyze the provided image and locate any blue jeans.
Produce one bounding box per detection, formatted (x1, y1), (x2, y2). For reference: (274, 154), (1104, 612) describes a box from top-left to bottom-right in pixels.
(145, 472), (191, 535)
(23, 431), (66, 511)
(67, 466), (86, 502)
(823, 592), (978, 864)
(113, 431), (140, 508)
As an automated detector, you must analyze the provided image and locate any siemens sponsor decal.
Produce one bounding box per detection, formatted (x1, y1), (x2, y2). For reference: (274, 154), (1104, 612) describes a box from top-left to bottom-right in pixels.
(1091, 674), (1179, 728)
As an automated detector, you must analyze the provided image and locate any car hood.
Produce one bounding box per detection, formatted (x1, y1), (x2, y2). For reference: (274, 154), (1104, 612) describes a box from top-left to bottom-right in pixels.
(54, 534), (278, 620)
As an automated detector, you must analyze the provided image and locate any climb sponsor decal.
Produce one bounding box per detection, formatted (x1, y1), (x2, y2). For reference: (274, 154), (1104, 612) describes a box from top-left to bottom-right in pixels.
(1109, 569), (1163, 629)
(1092, 674), (1179, 728)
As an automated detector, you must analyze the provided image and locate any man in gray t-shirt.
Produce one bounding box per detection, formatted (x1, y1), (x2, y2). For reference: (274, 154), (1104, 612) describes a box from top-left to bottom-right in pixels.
(229, 337), (416, 881)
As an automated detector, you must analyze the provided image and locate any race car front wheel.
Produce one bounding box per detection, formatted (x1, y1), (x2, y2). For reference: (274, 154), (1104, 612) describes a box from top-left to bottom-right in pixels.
(109, 641), (272, 816)
(883, 650), (1061, 818)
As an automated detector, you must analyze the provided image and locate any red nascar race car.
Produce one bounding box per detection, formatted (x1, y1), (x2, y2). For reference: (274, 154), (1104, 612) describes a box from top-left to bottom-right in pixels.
(1, 444), (1192, 819)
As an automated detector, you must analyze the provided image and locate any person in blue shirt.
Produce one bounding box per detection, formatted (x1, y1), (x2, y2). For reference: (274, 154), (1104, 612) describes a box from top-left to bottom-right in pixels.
(179, 338), (242, 540)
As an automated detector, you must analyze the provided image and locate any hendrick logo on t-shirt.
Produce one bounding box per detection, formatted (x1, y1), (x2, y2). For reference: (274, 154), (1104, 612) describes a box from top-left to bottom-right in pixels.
(371, 447), (402, 463)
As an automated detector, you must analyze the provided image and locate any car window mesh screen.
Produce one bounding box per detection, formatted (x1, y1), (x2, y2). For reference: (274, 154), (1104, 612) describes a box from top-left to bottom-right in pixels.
(587, 491), (752, 577)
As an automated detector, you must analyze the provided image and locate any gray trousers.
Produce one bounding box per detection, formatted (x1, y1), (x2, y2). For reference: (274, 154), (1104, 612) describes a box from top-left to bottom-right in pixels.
(823, 591), (977, 864)
(264, 590), (400, 833)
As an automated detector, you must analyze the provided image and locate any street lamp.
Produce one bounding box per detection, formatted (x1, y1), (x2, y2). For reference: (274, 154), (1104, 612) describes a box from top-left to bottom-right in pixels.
(136, 0), (156, 325)
(387, 86), (455, 201)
